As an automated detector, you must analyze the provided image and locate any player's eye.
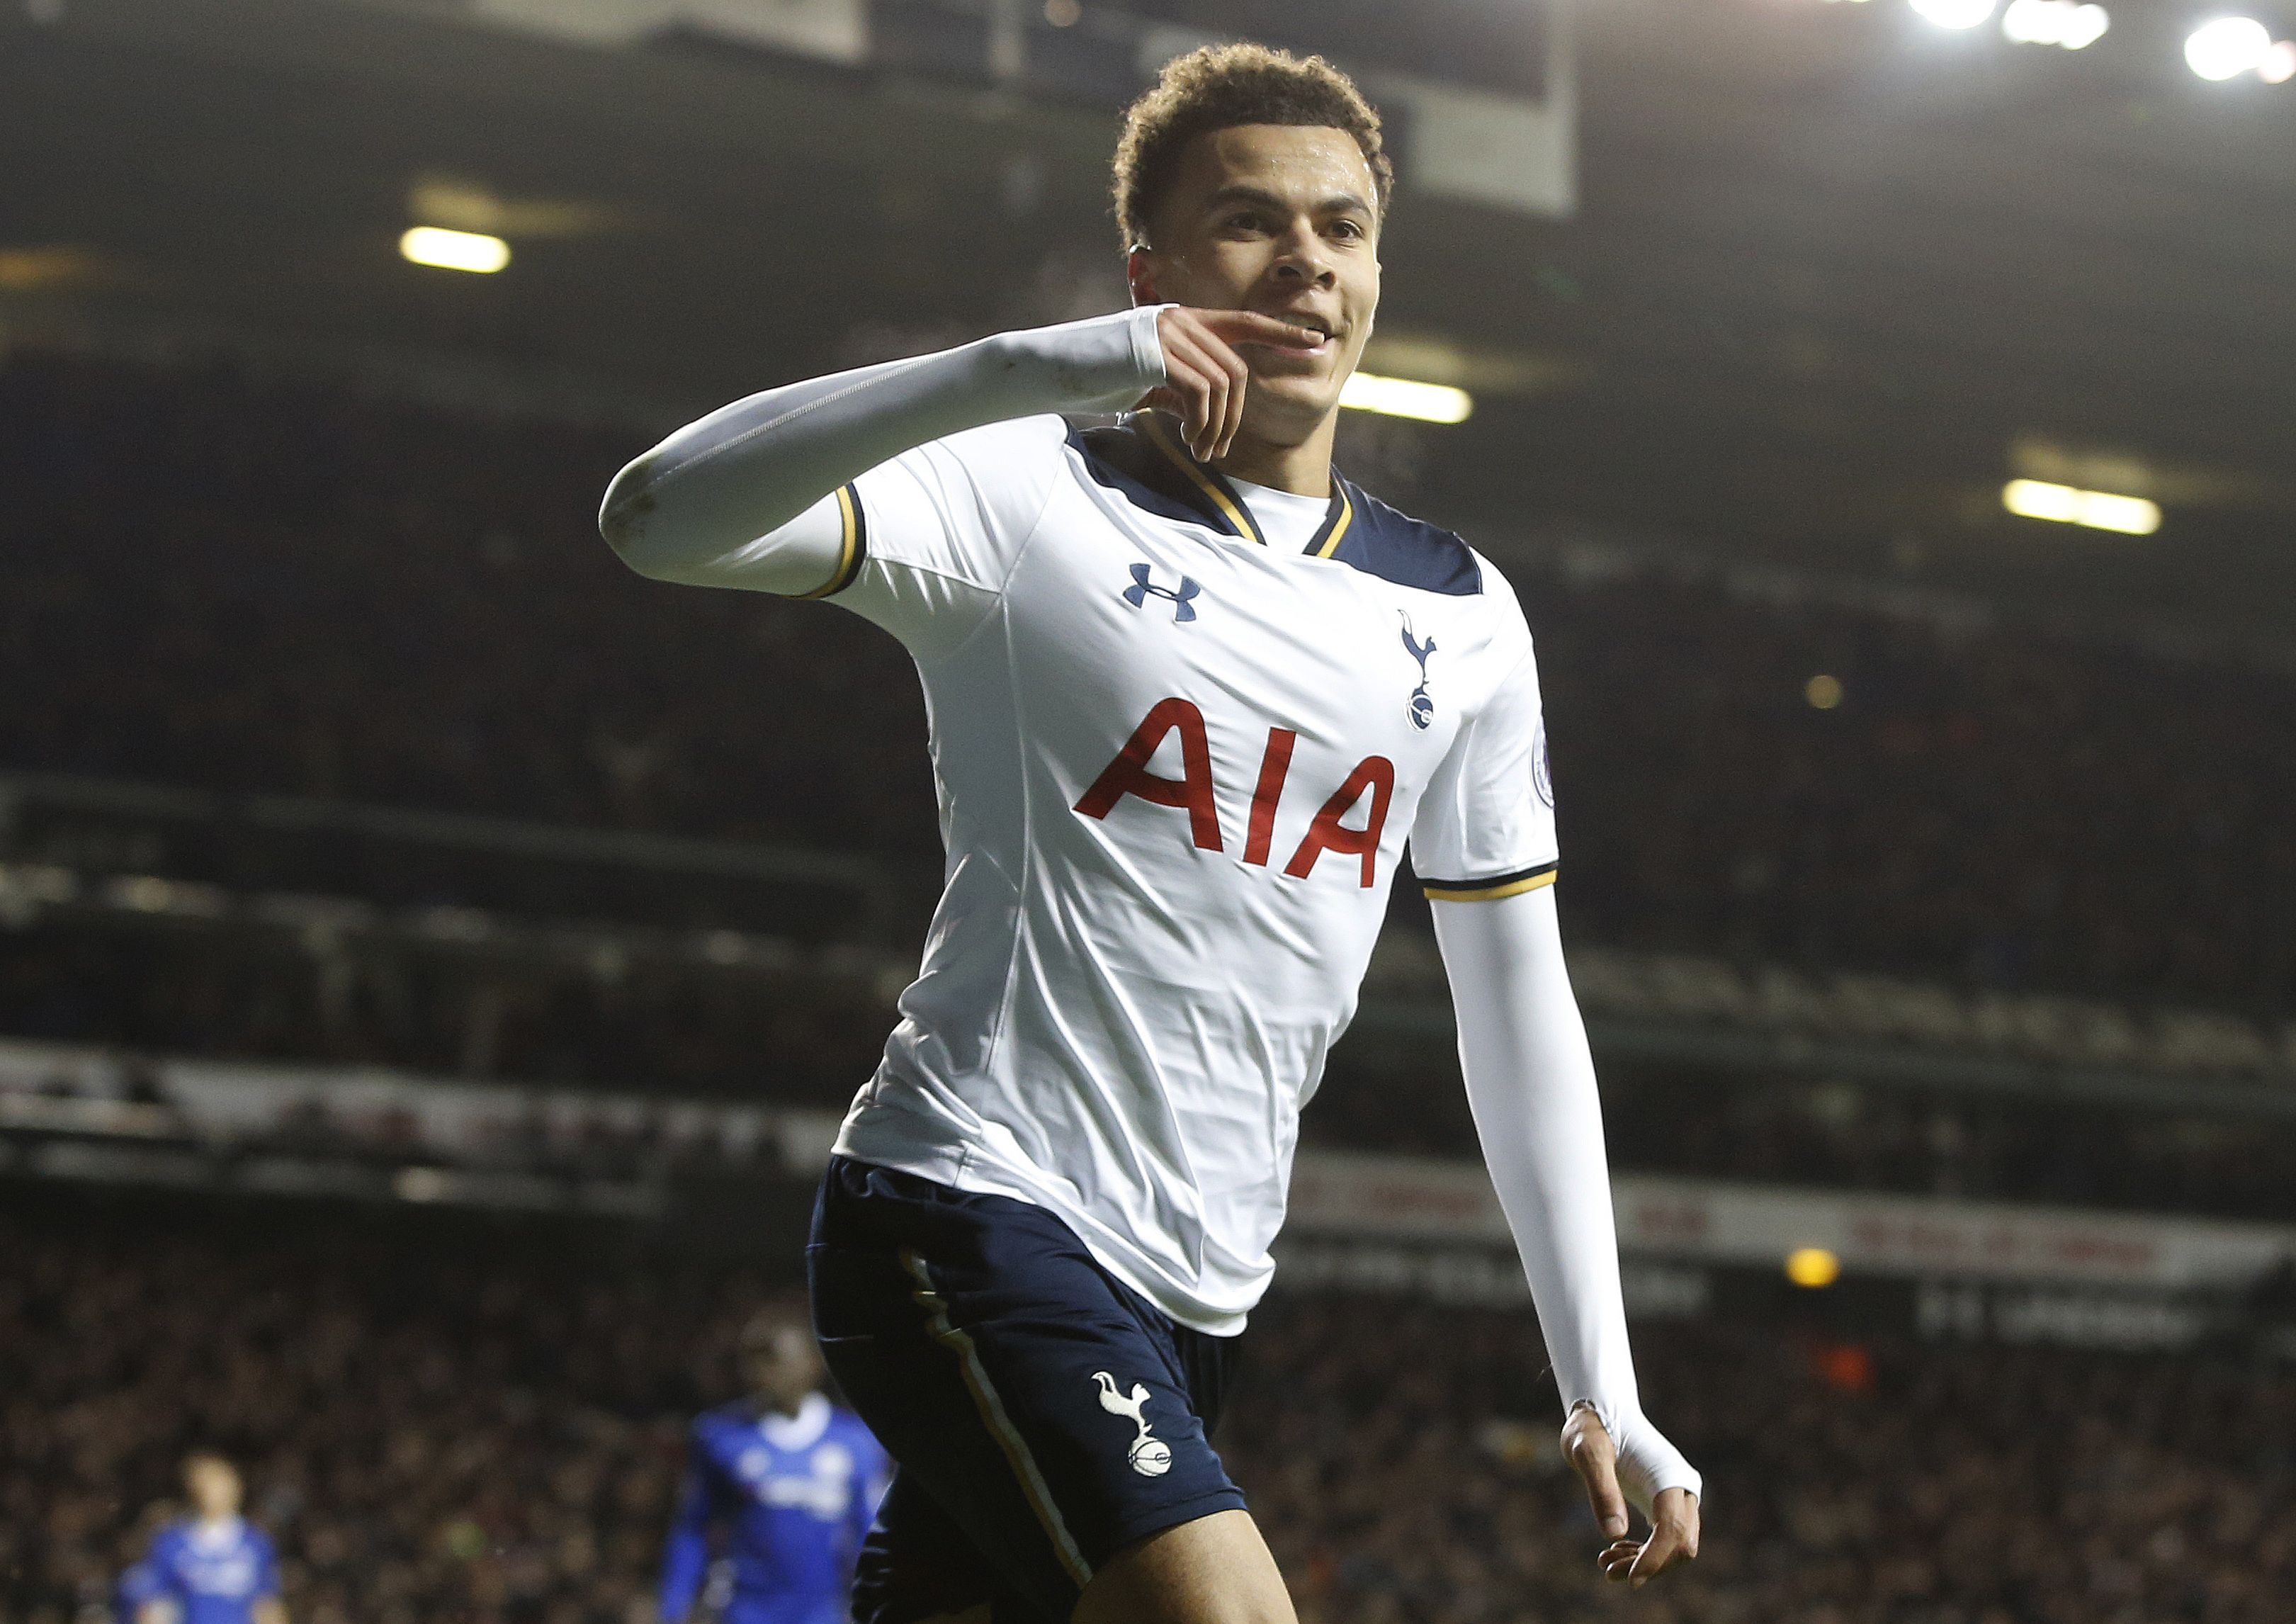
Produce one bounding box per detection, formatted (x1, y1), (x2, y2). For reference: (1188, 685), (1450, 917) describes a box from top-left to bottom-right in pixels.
(1326, 218), (1368, 242)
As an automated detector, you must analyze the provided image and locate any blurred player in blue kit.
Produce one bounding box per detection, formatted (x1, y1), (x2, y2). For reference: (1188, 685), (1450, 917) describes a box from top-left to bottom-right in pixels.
(132, 1453), (285, 1624)
(660, 1305), (890, 1624)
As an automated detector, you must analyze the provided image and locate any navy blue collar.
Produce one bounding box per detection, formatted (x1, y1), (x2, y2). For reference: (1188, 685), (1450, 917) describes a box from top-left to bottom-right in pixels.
(1067, 414), (1354, 557)
(1065, 413), (1482, 597)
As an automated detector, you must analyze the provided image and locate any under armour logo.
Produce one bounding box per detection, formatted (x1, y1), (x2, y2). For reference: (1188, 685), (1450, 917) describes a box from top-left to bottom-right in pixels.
(1401, 616), (1437, 731)
(1123, 563), (1201, 623)
(1091, 1371), (1172, 1477)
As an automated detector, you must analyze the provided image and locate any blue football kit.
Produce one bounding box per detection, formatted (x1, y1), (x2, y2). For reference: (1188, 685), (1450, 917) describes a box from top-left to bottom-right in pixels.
(139, 1517), (279, 1624)
(660, 1392), (890, 1624)
(113, 1557), (162, 1624)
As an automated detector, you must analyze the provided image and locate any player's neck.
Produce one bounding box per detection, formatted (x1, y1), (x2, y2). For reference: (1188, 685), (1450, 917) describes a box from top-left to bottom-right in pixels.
(1211, 415), (1337, 498)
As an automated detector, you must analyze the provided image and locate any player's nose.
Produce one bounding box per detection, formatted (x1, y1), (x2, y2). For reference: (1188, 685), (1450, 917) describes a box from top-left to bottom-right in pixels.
(1270, 253), (1337, 291)
(1269, 225), (1337, 288)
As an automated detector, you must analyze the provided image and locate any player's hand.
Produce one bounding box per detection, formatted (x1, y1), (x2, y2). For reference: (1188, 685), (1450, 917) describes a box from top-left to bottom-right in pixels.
(1140, 308), (1325, 463)
(1562, 1404), (1701, 1589)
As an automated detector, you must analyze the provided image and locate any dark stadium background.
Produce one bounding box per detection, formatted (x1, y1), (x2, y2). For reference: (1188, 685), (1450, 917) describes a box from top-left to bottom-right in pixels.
(5, 1), (2295, 1621)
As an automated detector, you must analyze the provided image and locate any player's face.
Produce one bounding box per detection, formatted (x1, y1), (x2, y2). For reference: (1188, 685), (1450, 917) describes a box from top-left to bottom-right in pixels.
(744, 1322), (825, 1411)
(185, 1457), (242, 1518)
(1130, 124), (1381, 443)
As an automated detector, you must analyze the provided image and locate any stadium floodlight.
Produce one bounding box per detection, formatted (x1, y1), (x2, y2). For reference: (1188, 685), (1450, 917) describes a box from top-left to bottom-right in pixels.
(2001, 0), (2109, 47)
(1785, 1248), (1843, 1288)
(399, 226), (511, 274)
(2002, 478), (2162, 535)
(1339, 372), (1474, 424)
(2266, 40), (2296, 81)
(1909, 0), (1998, 29)
(2184, 16), (2273, 78)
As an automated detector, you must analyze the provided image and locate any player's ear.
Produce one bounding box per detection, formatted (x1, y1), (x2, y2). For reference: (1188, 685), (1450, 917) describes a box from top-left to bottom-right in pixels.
(1126, 247), (1161, 307)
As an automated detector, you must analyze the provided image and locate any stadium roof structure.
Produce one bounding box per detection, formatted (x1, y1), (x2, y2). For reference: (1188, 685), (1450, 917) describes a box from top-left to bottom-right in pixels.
(3, 0), (2292, 645)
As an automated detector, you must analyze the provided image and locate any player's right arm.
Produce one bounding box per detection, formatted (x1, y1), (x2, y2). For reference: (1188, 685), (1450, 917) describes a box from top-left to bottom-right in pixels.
(134, 1528), (181, 1624)
(250, 1528), (287, 1624)
(657, 1433), (721, 1624)
(597, 308), (1315, 598)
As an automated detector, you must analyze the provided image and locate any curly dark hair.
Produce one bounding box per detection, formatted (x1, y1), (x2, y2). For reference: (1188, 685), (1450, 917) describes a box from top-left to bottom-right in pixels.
(1112, 43), (1394, 250)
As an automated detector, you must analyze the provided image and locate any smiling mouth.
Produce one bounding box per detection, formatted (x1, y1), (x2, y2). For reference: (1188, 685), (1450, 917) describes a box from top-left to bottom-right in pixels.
(1260, 312), (1340, 359)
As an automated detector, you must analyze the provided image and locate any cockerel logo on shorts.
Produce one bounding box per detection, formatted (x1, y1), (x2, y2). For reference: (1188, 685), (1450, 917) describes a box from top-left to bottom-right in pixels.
(1091, 1371), (1172, 1477)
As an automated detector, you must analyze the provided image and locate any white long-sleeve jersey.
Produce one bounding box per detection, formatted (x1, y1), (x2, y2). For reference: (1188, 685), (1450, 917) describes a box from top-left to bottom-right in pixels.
(604, 308), (1698, 1510)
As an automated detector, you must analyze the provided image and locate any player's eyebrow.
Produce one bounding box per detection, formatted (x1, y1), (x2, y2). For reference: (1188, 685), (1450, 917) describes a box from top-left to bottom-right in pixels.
(1202, 184), (1374, 220)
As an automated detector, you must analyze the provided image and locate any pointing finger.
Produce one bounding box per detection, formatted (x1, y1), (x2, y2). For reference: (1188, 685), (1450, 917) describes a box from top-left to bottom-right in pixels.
(1199, 310), (1328, 350)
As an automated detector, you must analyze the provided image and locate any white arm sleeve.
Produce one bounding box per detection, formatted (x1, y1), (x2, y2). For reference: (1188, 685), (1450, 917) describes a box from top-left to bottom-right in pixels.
(599, 305), (1168, 594)
(1432, 884), (1703, 1513)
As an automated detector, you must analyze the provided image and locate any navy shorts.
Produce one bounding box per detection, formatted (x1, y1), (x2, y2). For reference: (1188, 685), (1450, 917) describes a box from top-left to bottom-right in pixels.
(808, 1155), (1247, 1624)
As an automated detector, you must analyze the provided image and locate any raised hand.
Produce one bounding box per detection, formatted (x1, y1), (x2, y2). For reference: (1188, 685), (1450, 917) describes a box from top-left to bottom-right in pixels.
(1139, 308), (1326, 463)
(1562, 1404), (1702, 1589)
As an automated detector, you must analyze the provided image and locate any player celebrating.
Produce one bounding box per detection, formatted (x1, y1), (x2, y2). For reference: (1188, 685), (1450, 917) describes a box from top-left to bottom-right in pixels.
(604, 43), (1701, 1624)
(660, 1305), (891, 1624)
(135, 1453), (286, 1624)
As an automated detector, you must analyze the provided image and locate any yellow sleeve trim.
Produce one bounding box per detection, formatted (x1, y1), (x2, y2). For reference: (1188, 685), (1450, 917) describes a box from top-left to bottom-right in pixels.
(1422, 865), (1559, 903)
(796, 484), (866, 599)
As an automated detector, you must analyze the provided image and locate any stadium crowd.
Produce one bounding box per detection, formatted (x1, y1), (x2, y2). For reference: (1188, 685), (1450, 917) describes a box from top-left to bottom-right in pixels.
(4, 347), (2295, 1016)
(7, 1202), (2296, 1624)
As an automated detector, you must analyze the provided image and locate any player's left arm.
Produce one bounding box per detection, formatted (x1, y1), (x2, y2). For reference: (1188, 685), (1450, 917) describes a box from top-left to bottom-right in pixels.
(135, 1530), (183, 1624)
(252, 1528), (288, 1624)
(1413, 597), (1700, 1587)
(658, 1431), (724, 1624)
(1432, 886), (1702, 1586)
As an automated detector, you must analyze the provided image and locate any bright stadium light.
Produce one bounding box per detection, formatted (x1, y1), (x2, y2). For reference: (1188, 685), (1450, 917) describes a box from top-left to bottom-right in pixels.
(1785, 1248), (1843, 1288)
(2266, 40), (2296, 81)
(399, 226), (511, 274)
(2002, 479), (2162, 535)
(2001, 0), (2109, 48)
(1910, 0), (1998, 29)
(2185, 16), (2273, 78)
(1340, 372), (1475, 424)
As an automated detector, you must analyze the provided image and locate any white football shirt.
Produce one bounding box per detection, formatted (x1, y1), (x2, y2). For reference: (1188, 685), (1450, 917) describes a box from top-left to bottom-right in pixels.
(818, 411), (1558, 1333)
